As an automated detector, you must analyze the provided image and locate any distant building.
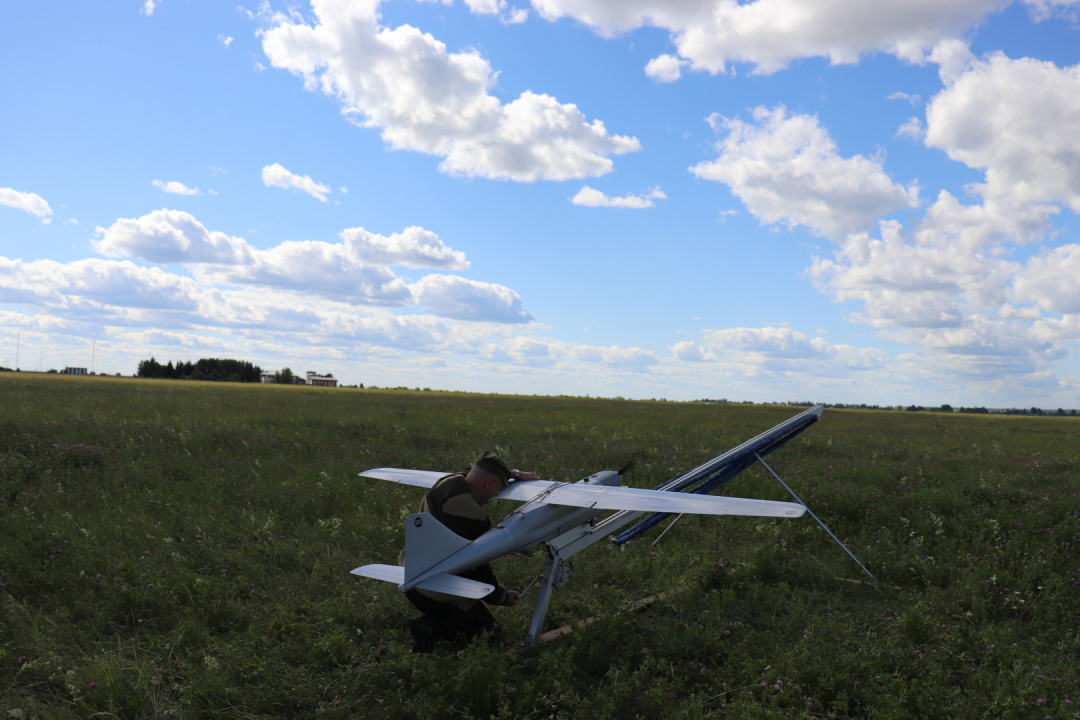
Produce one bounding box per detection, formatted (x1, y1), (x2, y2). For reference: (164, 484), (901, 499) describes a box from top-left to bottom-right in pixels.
(258, 369), (338, 387)
(306, 371), (337, 388)
(61, 367), (88, 375)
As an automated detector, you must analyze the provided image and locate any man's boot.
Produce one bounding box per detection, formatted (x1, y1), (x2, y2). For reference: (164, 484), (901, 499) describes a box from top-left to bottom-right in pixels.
(408, 616), (436, 654)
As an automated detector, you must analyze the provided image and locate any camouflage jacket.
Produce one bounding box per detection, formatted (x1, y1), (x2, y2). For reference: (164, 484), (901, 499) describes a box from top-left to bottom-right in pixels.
(400, 473), (509, 609)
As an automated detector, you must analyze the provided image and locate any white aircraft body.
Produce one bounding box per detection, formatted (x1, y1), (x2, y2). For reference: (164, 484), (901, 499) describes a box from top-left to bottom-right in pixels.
(352, 419), (816, 644)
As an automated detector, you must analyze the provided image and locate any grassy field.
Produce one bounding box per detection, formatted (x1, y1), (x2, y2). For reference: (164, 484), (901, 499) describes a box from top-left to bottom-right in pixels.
(1, 372), (1079, 719)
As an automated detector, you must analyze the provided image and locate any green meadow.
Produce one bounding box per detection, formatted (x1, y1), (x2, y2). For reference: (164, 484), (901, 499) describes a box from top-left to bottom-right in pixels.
(2, 373), (1079, 719)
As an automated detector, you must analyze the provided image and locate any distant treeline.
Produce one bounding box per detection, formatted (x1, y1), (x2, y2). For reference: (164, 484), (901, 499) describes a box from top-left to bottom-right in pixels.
(137, 357), (263, 383)
(694, 399), (1077, 416)
(906, 405), (1077, 416)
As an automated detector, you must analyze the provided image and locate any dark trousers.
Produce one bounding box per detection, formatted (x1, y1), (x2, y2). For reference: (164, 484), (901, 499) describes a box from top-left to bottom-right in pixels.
(405, 589), (497, 644)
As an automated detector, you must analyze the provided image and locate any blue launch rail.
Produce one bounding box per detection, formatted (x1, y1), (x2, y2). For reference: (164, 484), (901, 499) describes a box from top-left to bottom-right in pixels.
(613, 404), (823, 545)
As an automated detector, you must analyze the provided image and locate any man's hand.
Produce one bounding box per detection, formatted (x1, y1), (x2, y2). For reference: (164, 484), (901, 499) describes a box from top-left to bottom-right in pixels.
(514, 471), (541, 481)
(504, 590), (520, 607)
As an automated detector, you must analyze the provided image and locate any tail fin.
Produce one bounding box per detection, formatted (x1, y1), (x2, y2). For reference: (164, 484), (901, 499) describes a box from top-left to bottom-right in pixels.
(404, 512), (470, 582)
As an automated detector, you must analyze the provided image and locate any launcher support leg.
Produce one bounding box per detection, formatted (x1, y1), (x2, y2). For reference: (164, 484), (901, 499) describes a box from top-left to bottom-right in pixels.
(525, 553), (559, 645)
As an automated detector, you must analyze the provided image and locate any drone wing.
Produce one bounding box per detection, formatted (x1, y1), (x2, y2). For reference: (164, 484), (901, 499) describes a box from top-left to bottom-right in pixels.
(510, 482), (805, 518)
(359, 468), (450, 488)
(359, 469), (801, 517)
(360, 468), (563, 498)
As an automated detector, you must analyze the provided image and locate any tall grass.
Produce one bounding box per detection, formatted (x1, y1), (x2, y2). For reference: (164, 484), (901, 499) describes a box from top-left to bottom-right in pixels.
(1, 373), (1078, 718)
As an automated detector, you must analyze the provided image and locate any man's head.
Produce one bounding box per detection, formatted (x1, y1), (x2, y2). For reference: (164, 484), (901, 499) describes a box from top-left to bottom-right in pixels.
(464, 451), (511, 505)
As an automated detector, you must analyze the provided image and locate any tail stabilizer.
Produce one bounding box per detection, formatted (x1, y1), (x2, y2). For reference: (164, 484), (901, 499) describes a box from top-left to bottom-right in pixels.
(404, 512), (471, 583)
(415, 573), (493, 599)
(350, 564), (492, 599)
(350, 564), (404, 584)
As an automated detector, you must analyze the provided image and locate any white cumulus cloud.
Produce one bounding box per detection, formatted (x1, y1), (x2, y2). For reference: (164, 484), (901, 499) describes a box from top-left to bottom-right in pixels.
(645, 54), (688, 82)
(0, 256), (203, 315)
(0, 188), (53, 223)
(925, 52), (1080, 219)
(411, 274), (534, 323)
(1012, 244), (1080, 316)
(895, 117), (924, 140)
(259, 0), (639, 181)
(462, 0), (529, 23)
(94, 209), (253, 265)
(529, 0), (1066, 77)
(671, 325), (885, 376)
(152, 180), (201, 196)
(200, 239), (413, 307)
(339, 226), (469, 269)
(261, 163), (331, 202)
(887, 91), (922, 105)
(571, 186), (667, 209)
(691, 106), (919, 240)
(91, 210), (527, 320)
(810, 216), (1017, 331)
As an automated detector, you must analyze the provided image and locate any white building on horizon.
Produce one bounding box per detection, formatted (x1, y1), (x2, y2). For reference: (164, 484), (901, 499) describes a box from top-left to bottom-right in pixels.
(259, 370), (338, 387)
(305, 371), (337, 387)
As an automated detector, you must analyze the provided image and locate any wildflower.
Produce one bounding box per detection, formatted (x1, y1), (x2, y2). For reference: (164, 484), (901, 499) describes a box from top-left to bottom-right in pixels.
(701, 668), (706, 674)
(560, 695), (565, 701)
(147, 584), (153, 589)
(88, 682), (97, 689)
(18, 656), (27, 664)
(456, 651), (463, 659)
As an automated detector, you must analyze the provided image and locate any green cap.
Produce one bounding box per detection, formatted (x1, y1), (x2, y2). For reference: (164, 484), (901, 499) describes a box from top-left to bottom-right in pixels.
(473, 451), (512, 486)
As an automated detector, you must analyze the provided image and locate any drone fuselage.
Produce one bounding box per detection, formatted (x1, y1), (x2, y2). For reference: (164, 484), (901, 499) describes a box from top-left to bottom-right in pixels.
(400, 470), (620, 593)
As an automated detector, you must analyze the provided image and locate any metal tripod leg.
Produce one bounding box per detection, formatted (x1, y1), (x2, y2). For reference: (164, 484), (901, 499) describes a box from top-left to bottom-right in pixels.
(525, 553), (558, 645)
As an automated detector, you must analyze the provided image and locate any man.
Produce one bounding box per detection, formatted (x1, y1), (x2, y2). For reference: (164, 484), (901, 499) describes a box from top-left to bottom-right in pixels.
(402, 451), (540, 653)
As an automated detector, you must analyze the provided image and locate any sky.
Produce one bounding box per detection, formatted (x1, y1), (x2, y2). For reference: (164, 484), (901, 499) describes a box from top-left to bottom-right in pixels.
(2, 0), (1080, 407)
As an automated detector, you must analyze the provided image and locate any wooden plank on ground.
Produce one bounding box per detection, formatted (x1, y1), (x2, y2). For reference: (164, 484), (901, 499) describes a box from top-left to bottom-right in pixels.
(507, 586), (687, 652)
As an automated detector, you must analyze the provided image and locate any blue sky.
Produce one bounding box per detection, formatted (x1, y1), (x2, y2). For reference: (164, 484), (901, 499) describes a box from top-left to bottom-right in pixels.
(2, 0), (1080, 406)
